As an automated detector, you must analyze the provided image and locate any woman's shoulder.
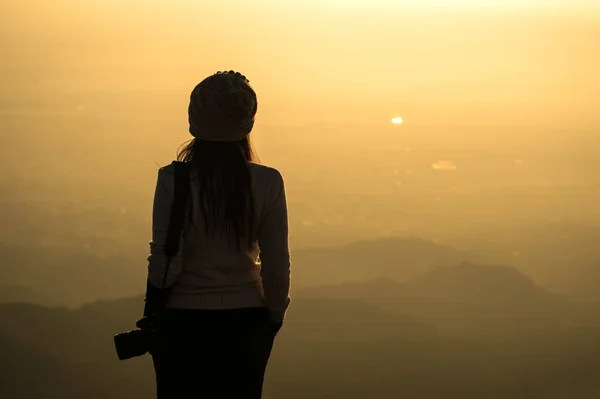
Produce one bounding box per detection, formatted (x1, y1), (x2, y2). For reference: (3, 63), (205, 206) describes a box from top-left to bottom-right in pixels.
(248, 162), (284, 182)
(157, 161), (190, 175)
(154, 162), (189, 190)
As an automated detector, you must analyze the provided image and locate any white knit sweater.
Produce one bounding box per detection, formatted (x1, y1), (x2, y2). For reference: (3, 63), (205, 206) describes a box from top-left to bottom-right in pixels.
(146, 162), (291, 322)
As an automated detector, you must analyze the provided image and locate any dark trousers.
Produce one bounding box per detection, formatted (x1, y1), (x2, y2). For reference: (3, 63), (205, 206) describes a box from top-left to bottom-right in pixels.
(151, 307), (276, 399)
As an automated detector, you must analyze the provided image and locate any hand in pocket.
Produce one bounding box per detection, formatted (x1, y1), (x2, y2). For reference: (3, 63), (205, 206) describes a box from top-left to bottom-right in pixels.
(269, 321), (283, 337)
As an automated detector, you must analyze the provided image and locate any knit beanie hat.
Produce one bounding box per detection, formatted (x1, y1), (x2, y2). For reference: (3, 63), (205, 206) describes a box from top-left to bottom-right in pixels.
(188, 70), (258, 142)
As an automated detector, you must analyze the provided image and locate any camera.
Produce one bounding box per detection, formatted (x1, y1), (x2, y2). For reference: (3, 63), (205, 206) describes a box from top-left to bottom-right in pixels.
(114, 328), (151, 360)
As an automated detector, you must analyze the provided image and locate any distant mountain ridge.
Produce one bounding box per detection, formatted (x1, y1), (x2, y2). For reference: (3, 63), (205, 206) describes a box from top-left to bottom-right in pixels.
(300, 261), (554, 303)
(0, 236), (481, 306)
(299, 262), (568, 338)
(292, 236), (485, 288)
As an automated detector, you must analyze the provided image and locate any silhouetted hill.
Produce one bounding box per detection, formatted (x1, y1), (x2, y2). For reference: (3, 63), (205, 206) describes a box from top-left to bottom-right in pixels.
(0, 236), (480, 307)
(292, 237), (484, 288)
(0, 296), (437, 399)
(282, 297), (436, 341)
(0, 301), (152, 399)
(0, 239), (146, 307)
(398, 262), (555, 304)
(2, 293), (600, 398)
(301, 262), (552, 301)
(300, 262), (570, 339)
(0, 282), (46, 304)
(442, 222), (600, 299)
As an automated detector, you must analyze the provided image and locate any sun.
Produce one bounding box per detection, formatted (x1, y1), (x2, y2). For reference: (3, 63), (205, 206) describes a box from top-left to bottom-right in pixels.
(391, 117), (403, 125)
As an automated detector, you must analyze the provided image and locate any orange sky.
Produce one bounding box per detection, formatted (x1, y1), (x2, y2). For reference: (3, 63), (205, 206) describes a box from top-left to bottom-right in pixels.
(1, 0), (599, 126)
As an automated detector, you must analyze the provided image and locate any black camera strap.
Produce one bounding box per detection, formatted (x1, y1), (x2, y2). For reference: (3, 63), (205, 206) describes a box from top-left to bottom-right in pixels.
(142, 161), (192, 317)
(161, 161), (192, 289)
(119, 162), (192, 360)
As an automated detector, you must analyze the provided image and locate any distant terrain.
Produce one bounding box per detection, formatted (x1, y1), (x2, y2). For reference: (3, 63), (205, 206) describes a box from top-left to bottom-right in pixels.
(2, 2), (600, 397)
(2, 263), (600, 399)
(2, 216), (600, 306)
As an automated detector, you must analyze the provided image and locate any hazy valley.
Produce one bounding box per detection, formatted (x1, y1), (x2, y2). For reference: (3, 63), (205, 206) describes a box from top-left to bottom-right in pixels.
(2, 2), (600, 396)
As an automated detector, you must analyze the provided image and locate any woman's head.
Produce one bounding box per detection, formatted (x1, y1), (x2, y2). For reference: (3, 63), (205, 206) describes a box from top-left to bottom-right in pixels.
(188, 70), (258, 142)
(178, 70), (259, 251)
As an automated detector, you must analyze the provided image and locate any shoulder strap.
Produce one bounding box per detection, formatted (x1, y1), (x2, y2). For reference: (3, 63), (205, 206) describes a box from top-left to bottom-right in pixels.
(160, 161), (192, 289)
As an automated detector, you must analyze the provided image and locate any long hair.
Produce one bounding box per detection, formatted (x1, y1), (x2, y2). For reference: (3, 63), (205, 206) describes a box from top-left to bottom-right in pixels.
(178, 71), (259, 251)
(177, 137), (258, 251)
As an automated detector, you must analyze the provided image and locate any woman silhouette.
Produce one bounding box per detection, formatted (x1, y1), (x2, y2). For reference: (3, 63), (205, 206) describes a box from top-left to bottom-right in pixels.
(144, 70), (291, 398)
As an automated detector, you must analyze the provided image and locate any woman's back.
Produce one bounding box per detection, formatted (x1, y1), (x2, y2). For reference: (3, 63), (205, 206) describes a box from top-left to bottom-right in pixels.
(148, 161), (290, 319)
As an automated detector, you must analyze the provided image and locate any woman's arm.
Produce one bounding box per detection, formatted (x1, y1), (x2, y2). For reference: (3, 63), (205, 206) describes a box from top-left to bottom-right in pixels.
(144, 166), (184, 315)
(258, 170), (292, 323)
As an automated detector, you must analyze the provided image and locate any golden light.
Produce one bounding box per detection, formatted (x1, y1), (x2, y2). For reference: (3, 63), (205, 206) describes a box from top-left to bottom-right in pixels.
(431, 160), (458, 171)
(391, 117), (403, 125)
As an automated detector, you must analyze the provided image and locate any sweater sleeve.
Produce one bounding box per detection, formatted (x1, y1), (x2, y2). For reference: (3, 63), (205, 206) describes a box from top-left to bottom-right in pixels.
(258, 170), (291, 322)
(146, 166), (184, 289)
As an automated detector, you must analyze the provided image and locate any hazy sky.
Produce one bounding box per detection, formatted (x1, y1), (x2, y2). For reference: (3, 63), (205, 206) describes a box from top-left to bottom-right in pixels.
(2, 0), (599, 127)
